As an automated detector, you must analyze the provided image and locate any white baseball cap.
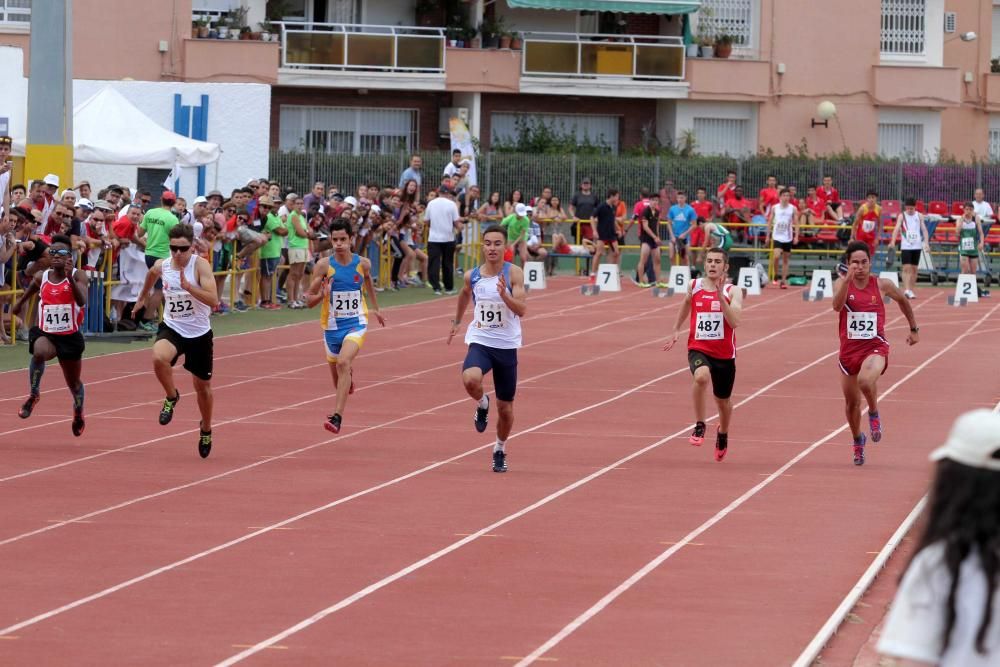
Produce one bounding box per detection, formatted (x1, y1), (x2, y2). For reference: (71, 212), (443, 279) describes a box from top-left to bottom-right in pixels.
(930, 409), (1000, 471)
(344, 196), (358, 207)
(369, 204), (382, 215)
(77, 198), (94, 211)
(515, 203), (532, 217)
(43, 173), (60, 187)
(193, 196), (209, 205)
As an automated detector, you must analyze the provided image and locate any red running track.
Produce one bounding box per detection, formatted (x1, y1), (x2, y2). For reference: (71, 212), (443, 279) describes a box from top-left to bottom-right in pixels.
(0, 277), (996, 666)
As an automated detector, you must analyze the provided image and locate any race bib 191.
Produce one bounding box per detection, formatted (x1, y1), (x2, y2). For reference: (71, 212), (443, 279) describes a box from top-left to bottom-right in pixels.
(41, 303), (73, 333)
(332, 290), (362, 318)
(695, 311), (724, 340)
(847, 311), (878, 340)
(475, 301), (507, 329)
(165, 293), (195, 320)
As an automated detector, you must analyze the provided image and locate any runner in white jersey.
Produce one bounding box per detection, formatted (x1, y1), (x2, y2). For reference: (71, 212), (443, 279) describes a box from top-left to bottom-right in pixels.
(888, 197), (930, 299)
(765, 189), (799, 288)
(135, 223), (219, 458)
(448, 224), (527, 473)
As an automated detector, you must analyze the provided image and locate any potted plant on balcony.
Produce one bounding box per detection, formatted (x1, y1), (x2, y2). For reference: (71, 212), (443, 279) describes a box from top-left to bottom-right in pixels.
(192, 17), (210, 39)
(479, 15), (504, 48)
(259, 21), (274, 42)
(464, 25), (478, 48)
(698, 35), (714, 58)
(499, 30), (512, 49)
(714, 33), (734, 59)
(510, 31), (522, 50)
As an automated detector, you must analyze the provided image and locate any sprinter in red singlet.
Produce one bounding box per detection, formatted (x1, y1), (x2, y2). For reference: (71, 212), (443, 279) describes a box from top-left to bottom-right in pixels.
(12, 234), (89, 435)
(833, 241), (919, 466)
(664, 247), (743, 462)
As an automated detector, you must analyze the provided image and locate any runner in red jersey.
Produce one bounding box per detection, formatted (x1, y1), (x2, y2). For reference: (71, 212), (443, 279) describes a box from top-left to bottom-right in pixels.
(664, 247), (743, 462)
(833, 241), (919, 466)
(12, 235), (89, 435)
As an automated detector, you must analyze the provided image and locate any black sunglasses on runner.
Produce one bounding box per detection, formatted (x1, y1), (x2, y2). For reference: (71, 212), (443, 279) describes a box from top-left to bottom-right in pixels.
(48, 248), (71, 257)
(169, 244), (192, 253)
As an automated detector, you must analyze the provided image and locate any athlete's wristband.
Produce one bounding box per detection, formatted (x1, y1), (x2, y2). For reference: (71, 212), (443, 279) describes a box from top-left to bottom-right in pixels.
(451, 319), (460, 326)
(910, 327), (919, 333)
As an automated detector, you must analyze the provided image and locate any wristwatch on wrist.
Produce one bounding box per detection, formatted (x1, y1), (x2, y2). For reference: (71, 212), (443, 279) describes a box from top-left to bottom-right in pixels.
(451, 318), (460, 326)
(910, 326), (919, 333)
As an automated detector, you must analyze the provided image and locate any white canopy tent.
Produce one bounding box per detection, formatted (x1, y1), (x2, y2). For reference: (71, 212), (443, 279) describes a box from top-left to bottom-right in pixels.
(13, 86), (221, 167)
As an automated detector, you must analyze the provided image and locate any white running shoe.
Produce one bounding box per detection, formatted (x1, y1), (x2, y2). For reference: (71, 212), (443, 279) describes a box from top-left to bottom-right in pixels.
(904, 289), (916, 299)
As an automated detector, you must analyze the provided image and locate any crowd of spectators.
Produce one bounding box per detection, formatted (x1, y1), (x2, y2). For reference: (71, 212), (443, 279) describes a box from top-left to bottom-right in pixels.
(2, 147), (996, 342)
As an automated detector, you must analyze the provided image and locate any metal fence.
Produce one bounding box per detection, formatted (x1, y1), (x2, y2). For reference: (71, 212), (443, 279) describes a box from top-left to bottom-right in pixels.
(271, 150), (1000, 206)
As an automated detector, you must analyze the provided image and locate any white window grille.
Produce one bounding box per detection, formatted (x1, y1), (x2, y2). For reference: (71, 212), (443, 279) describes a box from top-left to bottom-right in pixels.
(279, 106), (417, 155)
(881, 0), (926, 56)
(691, 117), (750, 157)
(0, 0), (30, 24)
(697, 0), (754, 48)
(491, 113), (619, 153)
(878, 122), (924, 159)
(989, 129), (1000, 161)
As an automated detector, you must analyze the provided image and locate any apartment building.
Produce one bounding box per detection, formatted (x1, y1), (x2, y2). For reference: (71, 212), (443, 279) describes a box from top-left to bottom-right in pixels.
(267, 0), (1000, 161)
(2, 0), (1000, 172)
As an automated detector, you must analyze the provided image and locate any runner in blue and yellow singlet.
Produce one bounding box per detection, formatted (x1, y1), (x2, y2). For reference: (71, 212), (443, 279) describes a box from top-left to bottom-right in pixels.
(305, 219), (385, 434)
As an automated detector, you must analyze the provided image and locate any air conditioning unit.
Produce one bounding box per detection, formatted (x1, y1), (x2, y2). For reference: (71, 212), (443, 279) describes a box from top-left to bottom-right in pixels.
(439, 107), (470, 136)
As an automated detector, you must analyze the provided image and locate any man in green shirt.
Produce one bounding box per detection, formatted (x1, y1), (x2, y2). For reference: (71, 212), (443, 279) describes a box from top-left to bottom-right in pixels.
(500, 202), (532, 265)
(256, 197), (288, 310)
(136, 191), (180, 328)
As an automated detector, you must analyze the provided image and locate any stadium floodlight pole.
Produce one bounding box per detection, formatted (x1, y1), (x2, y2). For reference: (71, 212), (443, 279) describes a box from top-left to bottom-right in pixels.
(25, 0), (73, 189)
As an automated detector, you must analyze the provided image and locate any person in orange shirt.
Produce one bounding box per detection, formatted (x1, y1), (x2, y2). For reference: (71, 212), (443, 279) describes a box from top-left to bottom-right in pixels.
(758, 175), (779, 217)
(851, 191), (881, 256)
(716, 171), (737, 208)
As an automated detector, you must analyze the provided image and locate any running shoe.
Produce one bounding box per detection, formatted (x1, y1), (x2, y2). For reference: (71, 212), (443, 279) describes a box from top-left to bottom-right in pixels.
(325, 413), (342, 434)
(904, 290), (916, 299)
(198, 423), (212, 458)
(158, 391), (180, 426)
(18, 394), (39, 419)
(869, 413), (882, 443)
(779, 281), (787, 290)
(474, 396), (489, 433)
(638, 281), (653, 288)
(71, 410), (85, 437)
(492, 449), (507, 473)
(689, 421), (706, 446)
(853, 433), (867, 466)
(714, 431), (728, 462)
(655, 282), (670, 289)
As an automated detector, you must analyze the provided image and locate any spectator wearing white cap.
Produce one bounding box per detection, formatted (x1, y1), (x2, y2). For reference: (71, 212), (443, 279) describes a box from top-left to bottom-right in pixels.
(425, 186), (463, 295)
(501, 203), (533, 266)
(879, 408), (1000, 667)
(35, 174), (60, 228)
(75, 181), (91, 201)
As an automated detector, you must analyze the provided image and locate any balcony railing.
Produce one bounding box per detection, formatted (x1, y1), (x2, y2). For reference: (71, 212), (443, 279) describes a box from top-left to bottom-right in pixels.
(276, 22), (445, 73)
(521, 31), (685, 81)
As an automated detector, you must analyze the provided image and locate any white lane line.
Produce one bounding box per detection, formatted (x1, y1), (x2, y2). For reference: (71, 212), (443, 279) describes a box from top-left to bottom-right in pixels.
(0, 296), (812, 636)
(514, 301), (998, 667)
(215, 310), (846, 665)
(792, 392), (1000, 667)
(0, 284), (584, 393)
(790, 497), (927, 667)
(0, 288), (647, 466)
(0, 292), (672, 536)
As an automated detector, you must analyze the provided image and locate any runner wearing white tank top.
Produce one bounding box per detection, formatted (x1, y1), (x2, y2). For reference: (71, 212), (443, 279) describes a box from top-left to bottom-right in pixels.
(448, 225), (528, 473)
(765, 189), (799, 288)
(134, 224), (220, 458)
(889, 199), (930, 299)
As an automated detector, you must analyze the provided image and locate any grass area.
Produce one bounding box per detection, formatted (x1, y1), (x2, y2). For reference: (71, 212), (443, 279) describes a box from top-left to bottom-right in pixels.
(0, 284), (440, 372)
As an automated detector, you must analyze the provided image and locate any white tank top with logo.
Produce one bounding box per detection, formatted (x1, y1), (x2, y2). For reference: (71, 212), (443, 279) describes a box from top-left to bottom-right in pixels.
(772, 204), (796, 243)
(161, 254), (212, 338)
(900, 211), (924, 251)
(465, 263), (522, 350)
